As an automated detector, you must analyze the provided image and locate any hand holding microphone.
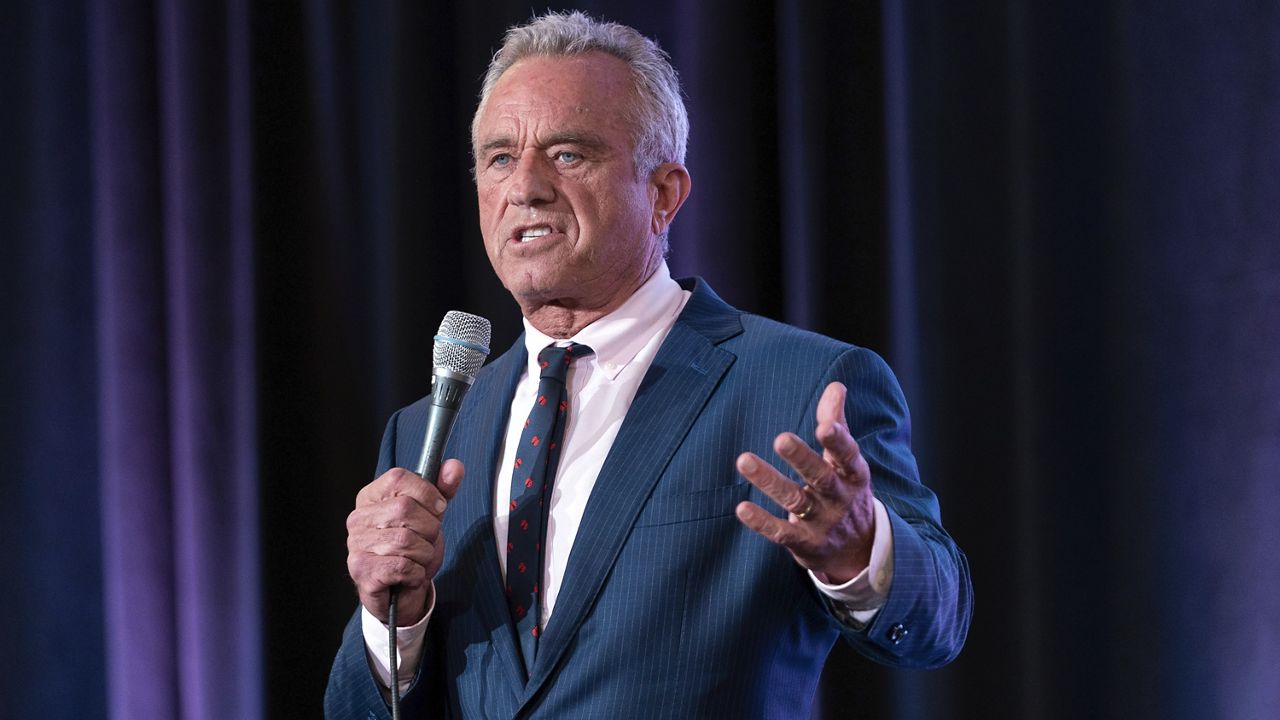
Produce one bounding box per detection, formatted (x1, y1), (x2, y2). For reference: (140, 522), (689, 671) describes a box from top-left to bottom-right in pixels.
(343, 311), (490, 715)
(343, 311), (490, 701)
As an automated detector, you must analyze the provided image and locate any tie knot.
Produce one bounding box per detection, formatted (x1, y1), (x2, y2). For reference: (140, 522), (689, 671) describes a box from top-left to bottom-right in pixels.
(536, 342), (593, 382)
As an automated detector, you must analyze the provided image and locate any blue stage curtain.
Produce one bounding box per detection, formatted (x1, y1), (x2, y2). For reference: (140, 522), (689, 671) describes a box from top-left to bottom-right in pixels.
(2, 1), (1276, 718)
(4, 0), (260, 718)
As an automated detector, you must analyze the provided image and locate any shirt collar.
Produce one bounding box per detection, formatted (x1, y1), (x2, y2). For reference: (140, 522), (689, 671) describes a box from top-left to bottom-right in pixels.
(521, 261), (687, 381)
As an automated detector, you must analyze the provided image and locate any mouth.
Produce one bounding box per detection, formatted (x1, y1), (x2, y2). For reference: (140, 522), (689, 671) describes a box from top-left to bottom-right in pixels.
(513, 225), (556, 243)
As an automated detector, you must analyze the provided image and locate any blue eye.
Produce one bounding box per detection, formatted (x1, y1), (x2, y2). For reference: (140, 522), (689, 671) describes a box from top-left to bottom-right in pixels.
(557, 151), (580, 163)
(492, 153), (512, 167)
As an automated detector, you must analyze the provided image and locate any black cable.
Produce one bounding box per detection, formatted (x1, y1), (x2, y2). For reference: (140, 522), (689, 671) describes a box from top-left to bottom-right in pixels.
(389, 586), (401, 720)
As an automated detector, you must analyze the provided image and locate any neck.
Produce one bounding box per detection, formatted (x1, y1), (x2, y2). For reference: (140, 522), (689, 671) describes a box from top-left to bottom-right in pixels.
(519, 264), (660, 338)
(520, 295), (628, 338)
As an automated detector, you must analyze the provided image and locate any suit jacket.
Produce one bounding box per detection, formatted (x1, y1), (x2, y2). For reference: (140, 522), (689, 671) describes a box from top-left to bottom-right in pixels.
(326, 278), (971, 719)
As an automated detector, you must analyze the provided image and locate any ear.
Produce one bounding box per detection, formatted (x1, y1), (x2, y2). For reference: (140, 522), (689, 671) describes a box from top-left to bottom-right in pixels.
(648, 163), (692, 237)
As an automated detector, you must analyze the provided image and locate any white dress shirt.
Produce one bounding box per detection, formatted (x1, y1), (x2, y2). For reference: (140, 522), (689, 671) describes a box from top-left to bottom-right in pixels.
(363, 263), (894, 691)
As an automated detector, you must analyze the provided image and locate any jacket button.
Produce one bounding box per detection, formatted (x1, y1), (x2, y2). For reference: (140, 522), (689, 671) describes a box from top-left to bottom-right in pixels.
(888, 623), (908, 645)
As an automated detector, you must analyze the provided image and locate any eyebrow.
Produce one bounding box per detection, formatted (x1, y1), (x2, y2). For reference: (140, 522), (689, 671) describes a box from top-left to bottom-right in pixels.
(541, 131), (610, 152)
(475, 131), (611, 157)
(476, 137), (516, 156)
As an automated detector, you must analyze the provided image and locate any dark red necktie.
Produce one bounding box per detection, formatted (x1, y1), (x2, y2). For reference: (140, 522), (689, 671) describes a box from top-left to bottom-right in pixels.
(505, 342), (592, 673)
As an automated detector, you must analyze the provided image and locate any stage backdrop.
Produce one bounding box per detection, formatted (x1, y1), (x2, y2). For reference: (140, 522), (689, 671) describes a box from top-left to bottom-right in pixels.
(2, 1), (1277, 718)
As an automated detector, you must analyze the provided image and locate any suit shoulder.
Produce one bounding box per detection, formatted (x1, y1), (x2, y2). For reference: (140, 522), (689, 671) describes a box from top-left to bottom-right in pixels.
(727, 313), (899, 387)
(734, 312), (877, 359)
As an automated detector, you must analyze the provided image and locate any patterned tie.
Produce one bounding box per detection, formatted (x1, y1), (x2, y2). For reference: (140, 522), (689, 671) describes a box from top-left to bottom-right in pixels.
(505, 342), (593, 674)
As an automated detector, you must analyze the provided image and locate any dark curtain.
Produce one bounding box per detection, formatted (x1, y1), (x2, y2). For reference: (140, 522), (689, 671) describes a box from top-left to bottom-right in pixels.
(3, 1), (1277, 719)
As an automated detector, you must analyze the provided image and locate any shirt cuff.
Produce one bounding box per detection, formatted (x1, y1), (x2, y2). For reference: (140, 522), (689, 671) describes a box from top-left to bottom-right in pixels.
(808, 497), (895, 627)
(361, 587), (435, 693)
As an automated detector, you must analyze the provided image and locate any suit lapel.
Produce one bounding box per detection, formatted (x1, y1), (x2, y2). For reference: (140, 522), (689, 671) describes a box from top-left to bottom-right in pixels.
(522, 279), (743, 700)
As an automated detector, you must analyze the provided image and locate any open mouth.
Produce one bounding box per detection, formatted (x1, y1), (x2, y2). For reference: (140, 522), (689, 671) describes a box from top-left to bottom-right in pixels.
(517, 226), (553, 243)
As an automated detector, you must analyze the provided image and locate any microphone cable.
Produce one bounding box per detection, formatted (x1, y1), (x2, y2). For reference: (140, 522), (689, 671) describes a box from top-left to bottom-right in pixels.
(389, 587), (402, 720)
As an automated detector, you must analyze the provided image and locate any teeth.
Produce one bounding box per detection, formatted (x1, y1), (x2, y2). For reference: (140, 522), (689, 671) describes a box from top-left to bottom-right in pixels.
(519, 227), (552, 242)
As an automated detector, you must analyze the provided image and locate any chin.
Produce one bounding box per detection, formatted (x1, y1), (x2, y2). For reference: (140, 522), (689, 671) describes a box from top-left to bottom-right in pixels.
(505, 275), (566, 304)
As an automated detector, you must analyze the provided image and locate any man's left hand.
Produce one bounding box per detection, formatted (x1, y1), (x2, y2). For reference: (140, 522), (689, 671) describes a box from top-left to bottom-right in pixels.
(735, 382), (876, 584)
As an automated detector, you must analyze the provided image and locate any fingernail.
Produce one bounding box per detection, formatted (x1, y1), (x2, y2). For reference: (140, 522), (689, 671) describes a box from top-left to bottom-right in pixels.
(434, 498), (447, 514)
(739, 455), (757, 473)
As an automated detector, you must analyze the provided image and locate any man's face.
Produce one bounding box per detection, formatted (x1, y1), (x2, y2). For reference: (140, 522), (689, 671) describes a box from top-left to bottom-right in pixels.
(472, 53), (663, 316)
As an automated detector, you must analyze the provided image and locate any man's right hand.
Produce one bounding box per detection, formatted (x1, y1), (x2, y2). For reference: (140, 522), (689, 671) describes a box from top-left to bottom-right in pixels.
(346, 459), (464, 626)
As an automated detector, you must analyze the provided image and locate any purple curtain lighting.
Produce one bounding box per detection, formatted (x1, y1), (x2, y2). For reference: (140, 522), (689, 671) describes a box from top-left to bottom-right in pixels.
(90, 0), (260, 718)
(2, 1), (1277, 718)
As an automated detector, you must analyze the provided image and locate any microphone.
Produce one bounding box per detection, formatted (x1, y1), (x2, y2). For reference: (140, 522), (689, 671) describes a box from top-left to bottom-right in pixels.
(391, 310), (490, 720)
(414, 310), (492, 482)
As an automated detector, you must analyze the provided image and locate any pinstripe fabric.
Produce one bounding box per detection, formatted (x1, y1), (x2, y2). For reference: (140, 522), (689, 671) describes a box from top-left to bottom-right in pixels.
(325, 278), (972, 719)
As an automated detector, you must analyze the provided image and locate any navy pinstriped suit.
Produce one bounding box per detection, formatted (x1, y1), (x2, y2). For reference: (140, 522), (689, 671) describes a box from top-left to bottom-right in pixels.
(325, 278), (972, 719)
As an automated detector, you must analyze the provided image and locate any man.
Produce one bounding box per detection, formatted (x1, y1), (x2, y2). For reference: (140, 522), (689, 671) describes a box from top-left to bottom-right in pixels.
(326, 11), (970, 719)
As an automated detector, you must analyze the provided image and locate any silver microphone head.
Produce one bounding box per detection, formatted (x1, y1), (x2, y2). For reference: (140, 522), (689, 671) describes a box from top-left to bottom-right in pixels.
(433, 311), (492, 378)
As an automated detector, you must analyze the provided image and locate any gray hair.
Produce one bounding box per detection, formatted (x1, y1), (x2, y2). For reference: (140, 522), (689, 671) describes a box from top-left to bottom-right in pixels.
(472, 11), (689, 177)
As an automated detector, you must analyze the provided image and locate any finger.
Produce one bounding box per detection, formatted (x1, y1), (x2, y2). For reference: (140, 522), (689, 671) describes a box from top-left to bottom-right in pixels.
(353, 553), (430, 592)
(351, 526), (438, 568)
(436, 459), (465, 502)
(771, 432), (838, 496)
(348, 521), (446, 584)
(815, 381), (848, 432)
(357, 467), (449, 516)
(347, 500), (442, 541)
(734, 501), (804, 548)
(813, 382), (868, 488)
(736, 452), (813, 518)
(356, 467), (422, 505)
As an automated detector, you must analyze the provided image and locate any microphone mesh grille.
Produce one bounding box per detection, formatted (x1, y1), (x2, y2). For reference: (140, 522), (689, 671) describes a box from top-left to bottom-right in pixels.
(434, 311), (492, 378)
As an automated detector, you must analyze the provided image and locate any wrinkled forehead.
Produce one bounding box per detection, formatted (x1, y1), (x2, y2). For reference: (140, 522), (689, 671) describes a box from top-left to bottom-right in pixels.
(472, 53), (639, 149)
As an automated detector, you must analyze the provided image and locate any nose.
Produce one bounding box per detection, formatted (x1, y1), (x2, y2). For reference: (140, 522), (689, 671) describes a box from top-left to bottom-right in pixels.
(507, 154), (555, 207)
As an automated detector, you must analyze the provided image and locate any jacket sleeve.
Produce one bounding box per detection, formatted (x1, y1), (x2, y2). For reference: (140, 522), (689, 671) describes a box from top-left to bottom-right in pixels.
(818, 346), (973, 668)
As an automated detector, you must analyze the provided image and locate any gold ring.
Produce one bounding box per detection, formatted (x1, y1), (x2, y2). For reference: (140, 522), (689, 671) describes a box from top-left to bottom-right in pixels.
(794, 497), (816, 520)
